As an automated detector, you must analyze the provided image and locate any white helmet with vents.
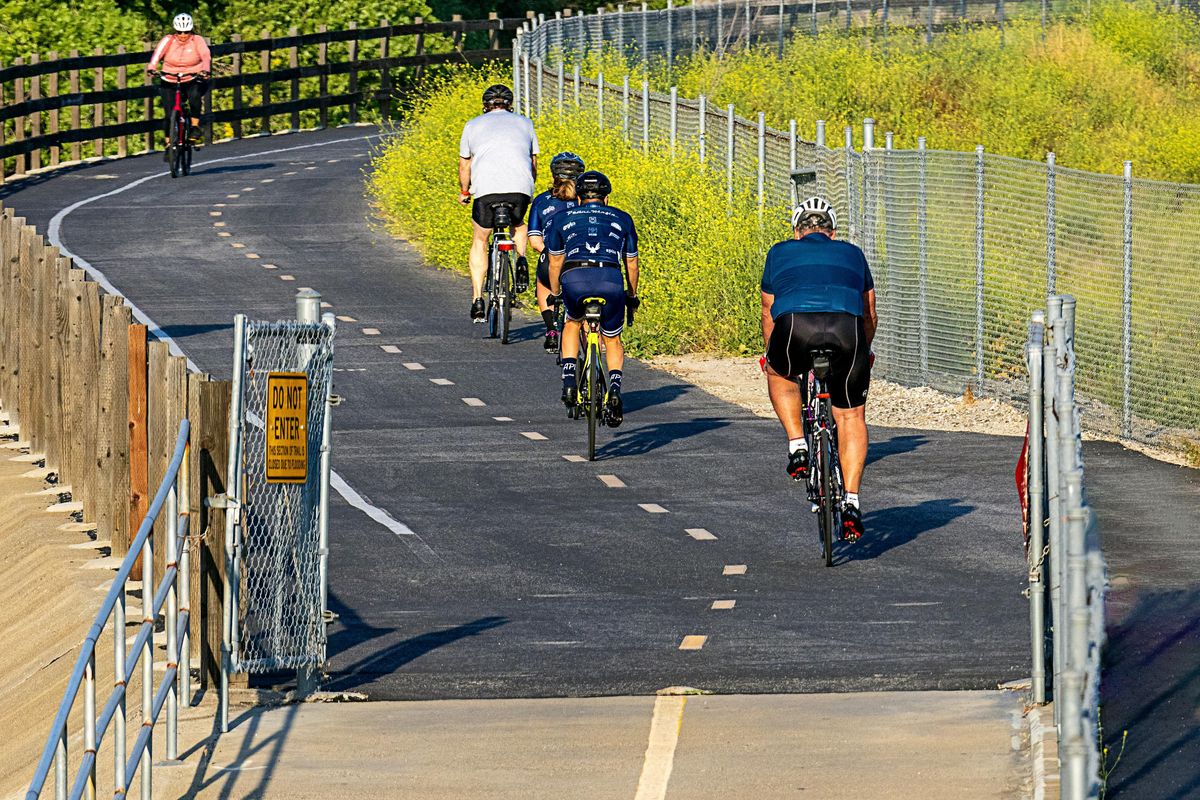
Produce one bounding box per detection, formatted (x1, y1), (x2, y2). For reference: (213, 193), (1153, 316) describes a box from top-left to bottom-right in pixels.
(790, 196), (837, 231)
(173, 13), (194, 32)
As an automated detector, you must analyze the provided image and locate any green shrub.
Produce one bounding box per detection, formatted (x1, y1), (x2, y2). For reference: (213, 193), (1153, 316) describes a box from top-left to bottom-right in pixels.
(367, 66), (788, 356)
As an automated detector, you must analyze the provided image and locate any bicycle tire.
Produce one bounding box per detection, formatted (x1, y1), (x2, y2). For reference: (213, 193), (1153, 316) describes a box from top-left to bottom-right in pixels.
(586, 342), (601, 461)
(182, 142), (192, 176)
(499, 254), (512, 344)
(168, 111), (182, 178)
(819, 429), (835, 567)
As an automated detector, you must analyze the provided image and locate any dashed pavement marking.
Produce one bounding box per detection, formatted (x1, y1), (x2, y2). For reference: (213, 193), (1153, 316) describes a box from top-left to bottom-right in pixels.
(494, 416), (514, 422)
(217, 232), (231, 237)
(686, 528), (717, 541)
(430, 378), (455, 386)
(362, 328), (381, 335)
(231, 242), (245, 248)
(280, 275), (296, 281)
(678, 635), (707, 651)
(284, 170), (297, 176)
(241, 186), (256, 191)
(213, 221), (226, 227)
(711, 600), (736, 610)
(213, 203), (226, 207)
(262, 264), (278, 270)
(639, 503), (669, 514)
(403, 362), (425, 371)
(598, 474), (626, 488)
(320, 302), (332, 309)
(209, 211), (222, 217)
(462, 398), (486, 407)
(336, 315), (357, 322)
(261, 178), (275, 183)
(562, 454), (586, 462)
(380, 345), (402, 354)
(246, 253), (260, 259)
(226, 194), (239, 199)
(305, 166), (318, 170)
(521, 431), (548, 441)
(722, 565), (747, 576)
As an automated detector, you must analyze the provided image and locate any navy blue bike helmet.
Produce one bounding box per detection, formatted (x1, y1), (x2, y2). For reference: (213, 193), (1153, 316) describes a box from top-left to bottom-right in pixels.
(575, 170), (612, 199)
(550, 152), (586, 180)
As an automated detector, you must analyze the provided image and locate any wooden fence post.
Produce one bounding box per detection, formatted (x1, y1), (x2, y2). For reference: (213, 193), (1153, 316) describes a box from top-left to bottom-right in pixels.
(47, 53), (61, 167)
(379, 19), (392, 121)
(348, 22), (359, 124)
(143, 43), (155, 152)
(69, 51), (82, 163)
(147, 341), (170, 575)
(289, 27), (300, 131)
(196, 379), (230, 687)
(63, 269), (85, 489)
(93, 47), (105, 158)
(413, 17), (426, 87)
(260, 29), (272, 134)
(117, 46), (128, 158)
(317, 26), (329, 129)
(16, 226), (37, 440)
(108, 304), (132, 556)
(0, 209), (12, 403)
(25, 231), (46, 454)
(452, 15), (465, 55)
(29, 55), (41, 172)
(488, 12), (500, 50)
(13, 59), (25, 177)
(78, 281), (101, 523)
(126, 324), (148, 562)
(231, 34), (243, 139)
(40, 250), (63, 472)
(0, 73), (7, 183)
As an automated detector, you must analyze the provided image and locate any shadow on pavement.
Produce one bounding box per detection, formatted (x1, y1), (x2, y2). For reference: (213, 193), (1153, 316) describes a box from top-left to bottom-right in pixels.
(621, 383), (692, 413)
(1102, 587), (1200, 799)
(178, 702), (300, 800)
(160, 322), (233, 339)
(193, 162), (276, 176)
(599, 416), (729, 459)
(866, 433), (928, 466)
(842, 498), (973, 562)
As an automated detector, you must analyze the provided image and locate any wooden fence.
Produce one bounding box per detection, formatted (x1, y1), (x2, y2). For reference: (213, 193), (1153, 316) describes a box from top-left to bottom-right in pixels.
(0, 203), (231, 684)
(0, 14), (532, 182)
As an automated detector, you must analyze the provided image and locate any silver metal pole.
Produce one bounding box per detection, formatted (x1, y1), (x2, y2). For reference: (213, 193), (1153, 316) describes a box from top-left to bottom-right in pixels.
(975, 144), (986, 391)
(623, 75), (630, 139)
(846, 0), (852, 30)
(536, 59), (543, 117)
(84, 652), (96, 800)
(927, 0), (934, 41)
(642, 81), (650, 153)
(863, 117), (875, 150)
(1121, 160), (1133, 439)
(165, 484), (179, 760)
(669, 86), (678, 159)
(778, 0), (786, 56)
(918, 136), (929, 381)
(573, 65), (581, 107)
(885, 131), (893, 149)
(863, 119), (875, 268)
(1046, 152), (1057, 295)
(512, 34), (521, 114)
(699, 94), (707, 163)
(220, 313), (247, 734)
(757, 111), (765, 212)
(1027, 310), (1047, 705)
(618, 5), (625, 55)
(811, 0), (817, 36)
(523, 53), (531, 117)
(1043, 295), (1063, 725)
(557, 62), (564, 121)
(318, 313), (336, 630)
(54, 728), (67, 800)
(789, 119), (797, 207)
(844, 126), (853, 241)
(140, 516), (153, 800)
(599, 72), (605, 129)
(816, 119), (825, 148)
(642, 2), (650, 68)
(114, 575), (127, 796)
(179, 445), (191, 713)
(667, 0), (674, 76)
(746, 0), (753, 42)
(718, 0), (725, 55)
(726, 104), (735, 206)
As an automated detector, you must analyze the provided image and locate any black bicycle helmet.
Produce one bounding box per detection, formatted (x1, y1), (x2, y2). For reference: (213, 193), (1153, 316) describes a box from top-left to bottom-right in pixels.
(482, 84), (514, 109)
(575, 170), (612, 199)
(550, 151), (586, 180)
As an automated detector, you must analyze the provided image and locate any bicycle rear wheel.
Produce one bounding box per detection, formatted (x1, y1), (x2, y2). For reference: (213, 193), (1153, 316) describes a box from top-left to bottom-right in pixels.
(169, 111), (183, 178)
(586, 343), (601, 461)
(499, 255), (512, 344)
(818, 430), (835, 567)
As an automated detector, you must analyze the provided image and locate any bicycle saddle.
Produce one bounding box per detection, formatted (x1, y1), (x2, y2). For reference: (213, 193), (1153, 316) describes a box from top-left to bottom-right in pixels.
(582, 297), (606, 319)
(490, 203), (514, 228)
(808, 348), (836, 380)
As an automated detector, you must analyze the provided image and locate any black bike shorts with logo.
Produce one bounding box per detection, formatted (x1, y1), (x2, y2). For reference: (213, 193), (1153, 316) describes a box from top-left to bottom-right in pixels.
(766, 311), (870, 409)
(535, 251), (551, 289)
(472, 192), (531, 229)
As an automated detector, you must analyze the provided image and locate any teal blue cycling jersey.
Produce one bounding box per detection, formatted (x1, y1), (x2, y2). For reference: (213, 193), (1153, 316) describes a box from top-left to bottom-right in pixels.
(761, 233), (875, 318)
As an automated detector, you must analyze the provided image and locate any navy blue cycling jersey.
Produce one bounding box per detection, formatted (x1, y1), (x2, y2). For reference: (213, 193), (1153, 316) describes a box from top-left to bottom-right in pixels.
(761, 233), (875, 318)
(527, 189), (577, 237)
(543, 202), (639, 265)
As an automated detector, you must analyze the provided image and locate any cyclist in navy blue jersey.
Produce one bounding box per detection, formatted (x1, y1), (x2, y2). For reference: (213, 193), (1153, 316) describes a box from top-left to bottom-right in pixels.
(528, 152), (585, 352)
(545, 170), (640, 426)
(762, 196), (878, 542)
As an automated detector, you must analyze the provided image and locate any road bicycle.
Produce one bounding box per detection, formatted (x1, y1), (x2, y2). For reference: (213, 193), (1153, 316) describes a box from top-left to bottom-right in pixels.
(153, 72), (200, 179)
(801, 349), (846, 567)
(483, 203), (516, 343)
(566, 297), (610, 461)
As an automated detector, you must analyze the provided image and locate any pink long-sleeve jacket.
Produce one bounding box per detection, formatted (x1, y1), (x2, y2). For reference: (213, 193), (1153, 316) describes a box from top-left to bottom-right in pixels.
(148, 34), (211, 80)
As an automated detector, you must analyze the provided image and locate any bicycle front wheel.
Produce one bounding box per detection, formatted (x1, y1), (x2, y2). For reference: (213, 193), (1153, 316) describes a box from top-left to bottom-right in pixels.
(586, 343), (601, 461)
(182, 142), (192, 176)
(819, 430), (836, 567)
(169, 111), (182, 178)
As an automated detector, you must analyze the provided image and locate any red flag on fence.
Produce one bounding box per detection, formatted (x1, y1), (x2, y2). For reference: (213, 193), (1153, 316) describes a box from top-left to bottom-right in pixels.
(1016, 421), (1030, 554)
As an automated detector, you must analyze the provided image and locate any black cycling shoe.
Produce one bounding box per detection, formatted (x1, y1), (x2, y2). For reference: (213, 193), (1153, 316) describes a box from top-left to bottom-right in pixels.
(604, 386), (623, 428)
(470, 297), (485, 323)
(562, 383), (577, 408)
(543, 329), (560, 353)
(514, 257), (529, 294)
(841, 503), (864, 543)
(787, 448), (809, 481)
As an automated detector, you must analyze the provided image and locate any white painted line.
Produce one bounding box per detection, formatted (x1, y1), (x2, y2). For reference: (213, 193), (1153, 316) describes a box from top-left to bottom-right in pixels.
(633, 695), (687, 800)
(213, 221), (226, 227)
(212, 203), (226, 207)
(722, 565), (747, 576)
(241, 186), (255, 191)
(226, 194), (239, 199)
(262, 264), (278, 270)
(217, 232), (231, 237)
(284, 170), (297, 176)
(430, 378), (455, 386)
(261, 178), (275, 183)
(231, 242), (245, 248)
(562, 454), (586, 462)
(598, 474), (626, 488)
(380, 345), (401, 354)
(362, 327), (381, 335)
(320, 302), (332, 309)
(462, 398), (486, 407)
(305, 166), (317, 170)
(327, 158), (340, 163)
(209, 211), (222, 217)
(521, 431), (548, 441)
(336, 315), (357, 322)
(639, 503), (669, 514)
(678, 635), (707, 651)
(245, 253), (260, 259)
(403, 362), (425, 371)
(280, 275), (295, 281)
(711, 600), (736, 610)
(686, 528), (717, 541)
(298, 286), (314, 292)
(493, 416), (513, 422)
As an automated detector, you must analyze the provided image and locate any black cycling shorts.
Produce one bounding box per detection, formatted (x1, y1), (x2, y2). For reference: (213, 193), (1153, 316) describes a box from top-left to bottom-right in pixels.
(472, 192), (531, 229)
(535, 251), (551, 289)
(766, 311), (870, 409)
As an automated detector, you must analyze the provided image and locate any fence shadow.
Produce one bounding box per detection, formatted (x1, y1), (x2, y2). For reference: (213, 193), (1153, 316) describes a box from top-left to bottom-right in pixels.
(1101, 587), (1200, 799)
(177, 701), (301, 800)
(840, 497), (973, 562)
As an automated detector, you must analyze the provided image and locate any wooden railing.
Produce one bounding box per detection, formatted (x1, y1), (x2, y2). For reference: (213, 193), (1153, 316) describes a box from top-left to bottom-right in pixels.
(0, 14), (530, 181)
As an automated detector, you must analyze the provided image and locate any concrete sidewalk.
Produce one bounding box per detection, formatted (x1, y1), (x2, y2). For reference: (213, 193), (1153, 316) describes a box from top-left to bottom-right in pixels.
(164, 691), (1029, 799)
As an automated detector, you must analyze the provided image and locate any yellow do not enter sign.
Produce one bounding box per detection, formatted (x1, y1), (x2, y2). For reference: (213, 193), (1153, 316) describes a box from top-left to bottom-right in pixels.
(266, 372), (308, 483)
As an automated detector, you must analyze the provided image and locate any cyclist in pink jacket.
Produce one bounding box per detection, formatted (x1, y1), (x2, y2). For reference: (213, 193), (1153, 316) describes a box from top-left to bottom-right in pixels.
(147, 13), (210, 145)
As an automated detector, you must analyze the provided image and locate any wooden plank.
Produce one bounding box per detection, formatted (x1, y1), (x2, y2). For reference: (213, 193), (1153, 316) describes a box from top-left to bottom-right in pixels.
(63, 269), (85, 491)
(260, 30), (271, 134)
(288, 27), (300, 131)
(0, 210), (16, 408)
(48, 257), (71, 475)
(16, 226), (36, 437)
(12, 59), (24, 176)
(489, 12), (500, 49)
(78, 280), (101, 522)
(69, 51), (81, 162)
(25, 230), (45, 454)
(413, 17), (425, 88)
(29, 55), (40, 172)
(92, 47), (103, 158)
(197, 379), (230, 687)
(40, 250), (63, 472)
(452, 15), (464, 53)
(116, 45), (127, 157)
(108, 303), (131, 556)
(0, 75), (7, 183)
(93, 294), (122, 541)
(147, 340), (170, 576)
(231, 35), (243, 140)
(127, 324), (148, 564)
(317, 26), (328, 129)
(186, 372), (204, 662)
(46, 52), (59, 166)
(347, 23), (358, 125)
(143, 43), (154, 153)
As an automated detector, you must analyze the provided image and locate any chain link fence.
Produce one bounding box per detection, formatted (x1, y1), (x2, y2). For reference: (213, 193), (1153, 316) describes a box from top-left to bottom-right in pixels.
(230, 318), (335, 674)
(515, 1), (1200, 452)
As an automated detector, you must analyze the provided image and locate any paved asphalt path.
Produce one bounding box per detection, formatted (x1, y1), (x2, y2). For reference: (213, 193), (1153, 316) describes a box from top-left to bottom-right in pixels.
(3, 128), (1196, 794)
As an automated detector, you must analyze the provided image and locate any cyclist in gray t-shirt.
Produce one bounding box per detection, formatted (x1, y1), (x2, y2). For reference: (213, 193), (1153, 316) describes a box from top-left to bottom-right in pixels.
(458, 84), (540, 323)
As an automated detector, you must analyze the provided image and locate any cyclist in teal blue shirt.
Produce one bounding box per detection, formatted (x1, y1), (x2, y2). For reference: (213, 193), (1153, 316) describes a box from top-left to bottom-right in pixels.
(761, 196), (878, 542)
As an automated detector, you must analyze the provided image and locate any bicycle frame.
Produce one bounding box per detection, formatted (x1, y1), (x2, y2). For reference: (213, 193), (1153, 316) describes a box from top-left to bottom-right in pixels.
(799, 359), (844, 566)
(485, 207), (516, 342)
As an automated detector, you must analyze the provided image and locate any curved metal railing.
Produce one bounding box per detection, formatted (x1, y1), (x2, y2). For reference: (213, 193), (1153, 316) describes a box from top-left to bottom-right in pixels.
(26, 420), (192, 800)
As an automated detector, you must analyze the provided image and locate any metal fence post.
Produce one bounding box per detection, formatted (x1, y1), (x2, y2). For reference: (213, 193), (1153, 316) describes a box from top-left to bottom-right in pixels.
(140, 508), (154, 800)
(598, 72), (605, 129)
(816, 119), (825, 148)
(523, 53), (531, 117)
(975, 144), (986, 391)
(165, 484), (179, 760)
(811, 0), (818, 36)
(778, 0), (786, 56)
(1028, 311), (1047, 706)
(557, 62), (564, 121)
(789, 119), (798, 207)
(846, 0), (853, 30)
(536, 59), (543, 117)
(863, 118), (875, 269)
(642, 2), (650, 69)
(1046, 152), (1057, 295)
(844, 126), (854, 241)
(727, 103), (735, 207)
(220, 313), (248, 734)
(757, 111), (766, 214)
(1043, 295), (1063, 725)
(718, 0), (725, 55)
(642, 80), (650, 153)
(623, 75), (630, 139)
(618, 4), (625, 55)
(667, 0), (674, 77)
(573, 65), (581, 107)
(927, 0), (935, 42)
(84, 652), (96, 797)
(918, 136), (929, 381)
(670, 86), (678, 159)
(691, 0), (698, 49)
(114, 568), (127, 797)
(699, 95), (708, 163)
(318, 313), (336, 631)
(512, 35), (521, 113)
(1121, 160), (1133, 439)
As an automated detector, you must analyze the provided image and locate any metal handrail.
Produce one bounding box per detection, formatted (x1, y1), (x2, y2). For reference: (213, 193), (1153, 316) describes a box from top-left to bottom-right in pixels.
(27, 420), (192, 800)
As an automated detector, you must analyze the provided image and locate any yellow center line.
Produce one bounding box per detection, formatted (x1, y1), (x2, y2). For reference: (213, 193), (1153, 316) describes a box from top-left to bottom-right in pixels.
(633, 695), (687, 800)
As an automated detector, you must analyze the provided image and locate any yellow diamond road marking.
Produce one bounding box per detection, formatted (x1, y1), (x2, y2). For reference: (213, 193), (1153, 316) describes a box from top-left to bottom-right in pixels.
(639, 503), (669, 514)
(722, 565), (747, 576)
(217, 232), (231, 237)
(598, 475), (626, 488)
(246, 253), (260, 259)
(686, 528), (717, 541)
(209, 211), (222, 217)
(213, 221), (226, 227)
(679, 635), (707, 651)
(226, 194), (239, 199)
(711, 600), (736, 610)
(262, 264), (278, 270)
(231, 242), (245, 248)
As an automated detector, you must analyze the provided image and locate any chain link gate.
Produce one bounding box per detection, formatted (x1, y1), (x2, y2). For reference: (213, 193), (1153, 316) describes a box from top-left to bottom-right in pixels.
(219, 299), (336, 730)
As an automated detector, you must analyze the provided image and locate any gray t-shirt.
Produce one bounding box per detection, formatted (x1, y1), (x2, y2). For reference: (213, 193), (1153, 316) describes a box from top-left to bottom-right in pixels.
(459, 110), (539, 198)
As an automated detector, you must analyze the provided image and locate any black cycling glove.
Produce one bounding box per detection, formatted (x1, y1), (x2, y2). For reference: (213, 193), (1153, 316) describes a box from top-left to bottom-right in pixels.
(626, 294), (641, 326)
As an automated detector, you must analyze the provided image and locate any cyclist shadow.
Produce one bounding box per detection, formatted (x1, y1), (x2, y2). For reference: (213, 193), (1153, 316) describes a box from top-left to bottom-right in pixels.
(193, 162), (276, 176)
(598, 417), (730, 459)
(503, 319), (545, 343)
(621, 383), (691, 413)
(865, 433), (928, 466)
(838, 498), (973, 563)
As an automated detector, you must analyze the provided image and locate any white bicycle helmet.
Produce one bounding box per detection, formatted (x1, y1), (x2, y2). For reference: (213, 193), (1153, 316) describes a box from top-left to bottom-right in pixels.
(173, 13), (194, 32)
(791, 195), (837, 231)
